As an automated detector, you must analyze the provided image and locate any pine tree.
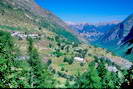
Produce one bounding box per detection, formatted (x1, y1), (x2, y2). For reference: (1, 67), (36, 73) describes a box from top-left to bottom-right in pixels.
(97, 59), (122, 88)
(121, 65), (133, 88)
(0, 31), (16, 88)
(27, 38), (56, 88)
(97, 60), (108, 88)
(0, 31), (30, 88)
(70, 63), (102, 88)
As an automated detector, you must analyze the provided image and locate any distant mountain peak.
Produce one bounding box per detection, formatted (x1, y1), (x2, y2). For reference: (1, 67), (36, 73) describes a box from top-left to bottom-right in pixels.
(66, 20), (118, 42)
(66, 20), (121, 26)
(66, 21), (93, 26)
(94, 20), (121, 26)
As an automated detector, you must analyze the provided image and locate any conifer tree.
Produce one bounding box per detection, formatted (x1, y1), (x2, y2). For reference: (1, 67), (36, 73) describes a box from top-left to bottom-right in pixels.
(0, 31), (30, 88)
(70, 63), (102, 88)
(27, 38), (56, 88)
(0, 31), (16, 88)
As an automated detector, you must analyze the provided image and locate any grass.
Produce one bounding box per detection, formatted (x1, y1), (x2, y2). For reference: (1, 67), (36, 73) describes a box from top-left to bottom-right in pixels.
(40, 20), (80, 43)
(50, 53), (89, 75)
(0, 1), (13, 9)
(55, 76), (67, 88)
(0, 25), (21, 31)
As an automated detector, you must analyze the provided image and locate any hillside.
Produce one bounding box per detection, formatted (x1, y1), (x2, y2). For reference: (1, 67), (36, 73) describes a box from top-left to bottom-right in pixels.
(119, 26), (133, 60)
(0, 0), (79, 43)
(121, 26), (133, 44)
(100, 14), (133, 43)
(0, 0), (133, 88)
(97, 14), (133, 60)
(3, 0), (69, 29)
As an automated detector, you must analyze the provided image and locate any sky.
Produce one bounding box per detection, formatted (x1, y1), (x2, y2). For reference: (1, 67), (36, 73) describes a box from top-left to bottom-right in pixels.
(35, 0), (133, 23)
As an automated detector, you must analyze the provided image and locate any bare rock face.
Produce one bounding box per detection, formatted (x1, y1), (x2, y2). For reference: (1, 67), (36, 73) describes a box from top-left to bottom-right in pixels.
(122, 26), (133, 55)
(100, 14), (133, 43)
(122, 26), (133, 44)
(98, 14), (133, 59)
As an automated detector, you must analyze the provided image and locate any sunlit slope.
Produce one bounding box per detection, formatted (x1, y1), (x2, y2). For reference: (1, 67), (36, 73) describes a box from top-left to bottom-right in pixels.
(0, 0), (132, 79)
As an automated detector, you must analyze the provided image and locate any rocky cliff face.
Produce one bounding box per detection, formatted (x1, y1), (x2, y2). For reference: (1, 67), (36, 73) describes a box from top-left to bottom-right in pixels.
(122, 26), (133, 55)
(98, 14), (133, 58)
(121, 26), (133, 44)
(100, 14), (133, 43)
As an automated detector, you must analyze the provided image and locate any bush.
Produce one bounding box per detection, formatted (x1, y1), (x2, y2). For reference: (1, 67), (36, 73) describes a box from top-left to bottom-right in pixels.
(52, 51), (64, 57)
(47, 59), (52, 66)
(65, 70), (68, 72)
(48, 43), (52, 48)
(80, 63), (84, 66)
(75, 49), (88, 58)
(51, 69), (56, 74)
(72, 42), (79, 47)
(61, 67), (65, 71)
(63, 56), (74, 65)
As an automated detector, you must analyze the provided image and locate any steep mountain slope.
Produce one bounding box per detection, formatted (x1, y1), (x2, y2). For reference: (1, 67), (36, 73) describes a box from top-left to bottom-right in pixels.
(97, 14), (133, 61)
(0, 0), (79, 43)
(121, 26), (133, 55)
(100, 14), (133, 43)
(121, 26), (133, 44)
(3, 0), (68, 29)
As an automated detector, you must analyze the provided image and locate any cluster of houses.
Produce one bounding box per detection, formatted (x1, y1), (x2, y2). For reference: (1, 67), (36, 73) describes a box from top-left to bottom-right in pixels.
(11, 31), (41, 40)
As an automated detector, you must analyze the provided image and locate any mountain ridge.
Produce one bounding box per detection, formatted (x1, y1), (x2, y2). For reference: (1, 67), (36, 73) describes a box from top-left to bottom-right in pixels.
(97, 14), (133, 60)
(100, 14), (133, 43)
(67, 21), (118, 41)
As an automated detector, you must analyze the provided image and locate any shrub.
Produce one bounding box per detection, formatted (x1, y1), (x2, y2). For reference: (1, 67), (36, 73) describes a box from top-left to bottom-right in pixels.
(61, 67), (65, 71)
(47, 59), (52, 66)
(80, 63), (84, 66)
(63, 56), (74, 65)
(52, 51), (64, 57)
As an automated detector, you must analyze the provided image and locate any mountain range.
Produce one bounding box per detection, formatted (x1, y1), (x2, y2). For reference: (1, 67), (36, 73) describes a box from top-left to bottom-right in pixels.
(67, 21), (119, 41)
(67, 14), (133, 60)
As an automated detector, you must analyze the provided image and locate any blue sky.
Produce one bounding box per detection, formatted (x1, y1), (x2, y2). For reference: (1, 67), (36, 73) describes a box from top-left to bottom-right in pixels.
(35, 0), (133, 23)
